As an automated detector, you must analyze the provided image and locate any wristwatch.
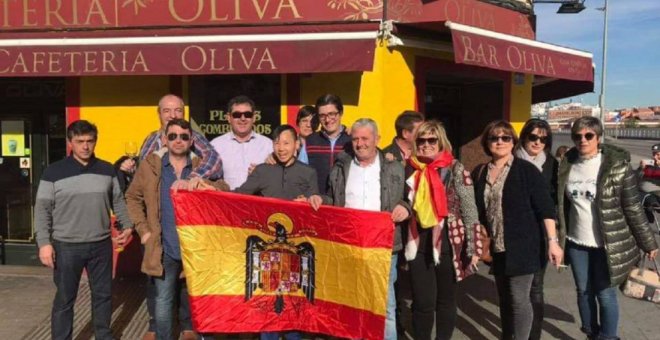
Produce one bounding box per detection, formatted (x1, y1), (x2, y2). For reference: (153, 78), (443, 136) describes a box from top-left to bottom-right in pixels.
(548, 237), (559, 243)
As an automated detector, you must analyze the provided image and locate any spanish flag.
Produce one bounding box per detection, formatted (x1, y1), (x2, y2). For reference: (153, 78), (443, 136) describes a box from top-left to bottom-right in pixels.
(172, 191), (394, 340)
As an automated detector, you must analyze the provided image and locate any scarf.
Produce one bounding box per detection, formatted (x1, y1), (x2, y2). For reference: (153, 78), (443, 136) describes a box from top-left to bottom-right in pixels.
(408, 151), (454, 228)
(514, 146), (546, 172)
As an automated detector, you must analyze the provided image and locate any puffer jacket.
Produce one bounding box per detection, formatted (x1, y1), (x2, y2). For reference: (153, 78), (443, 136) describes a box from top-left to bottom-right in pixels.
(125, 148), (228, 277)
(558, 144), (658, 286)
(327, 150), (410, 252)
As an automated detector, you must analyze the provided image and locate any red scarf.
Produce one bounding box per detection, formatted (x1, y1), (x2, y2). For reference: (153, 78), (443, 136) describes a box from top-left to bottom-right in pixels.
(408, 151), (454, 225)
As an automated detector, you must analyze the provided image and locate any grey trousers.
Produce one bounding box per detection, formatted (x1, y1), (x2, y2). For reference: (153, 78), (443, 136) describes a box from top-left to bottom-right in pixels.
(494, 273), (535, 340)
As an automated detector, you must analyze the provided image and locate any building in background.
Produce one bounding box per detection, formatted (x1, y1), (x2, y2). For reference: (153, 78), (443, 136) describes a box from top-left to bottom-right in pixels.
(0, 0), (594, 263)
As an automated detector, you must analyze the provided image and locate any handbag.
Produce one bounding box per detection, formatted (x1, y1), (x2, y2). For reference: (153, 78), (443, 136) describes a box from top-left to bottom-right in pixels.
(621, 256), (660, 304)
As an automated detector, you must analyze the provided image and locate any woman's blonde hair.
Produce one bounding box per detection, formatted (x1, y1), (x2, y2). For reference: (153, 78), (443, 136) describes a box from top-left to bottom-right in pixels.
(412, 120), (453, 156)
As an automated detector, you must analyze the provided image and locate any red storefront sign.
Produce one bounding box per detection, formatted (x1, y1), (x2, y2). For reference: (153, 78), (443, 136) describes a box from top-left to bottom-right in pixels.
(0, 31), (376, 76)
(449, 22), (593, 82)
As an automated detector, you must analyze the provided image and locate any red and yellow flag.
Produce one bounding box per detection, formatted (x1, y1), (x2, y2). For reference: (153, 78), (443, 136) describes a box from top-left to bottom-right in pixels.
(172, 191), (394, 340)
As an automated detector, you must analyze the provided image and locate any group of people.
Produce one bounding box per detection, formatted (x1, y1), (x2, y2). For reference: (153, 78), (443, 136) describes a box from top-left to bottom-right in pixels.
(35, 91), (658, 340)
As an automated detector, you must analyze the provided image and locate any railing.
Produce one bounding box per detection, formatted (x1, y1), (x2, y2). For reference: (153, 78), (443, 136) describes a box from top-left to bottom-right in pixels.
(554, 128), (660, 140)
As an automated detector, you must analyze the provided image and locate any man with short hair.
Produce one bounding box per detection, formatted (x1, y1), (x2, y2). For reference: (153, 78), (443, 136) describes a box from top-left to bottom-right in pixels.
(306, 94), (352, 192)
(35, 120), (133, 340)
(310, 118), (410, 340)
(210, 95), (273, 190)
(126, 119), (228, 340)
(383, 110), (424, 163)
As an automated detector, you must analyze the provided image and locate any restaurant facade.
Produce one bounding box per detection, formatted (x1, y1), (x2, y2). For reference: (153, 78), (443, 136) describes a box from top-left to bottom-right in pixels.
(0, 0), (593, 263)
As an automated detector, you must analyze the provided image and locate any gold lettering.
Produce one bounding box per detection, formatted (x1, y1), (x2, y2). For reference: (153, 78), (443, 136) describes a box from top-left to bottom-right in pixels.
(84, 51), (98, 72)
(274, 0), (301, 19)
(210, 0), (228, 21)
(22, 0), (38, 26)
(238, 48), (257, 69)
(488, 45), (500, 67)
(475, 43), (486, 65)
(86, 0), (110, 25)
(1, 0), (9, 27)
(48, 52), (62, 72)
(169, 0), (203, 23)
(63, 51), (82, 71)
(506, 46), (522, 70)
(71, 0), (79, 25)
(227, 48), (235, 70)
(12, 52), (28, 73)
(533, 53), (545, 73)
(521, 50), (533, 71)
(546, 57), (555, 75)
(181, 45), (206, 71)
(208, 48), (225, 71)
(131, 51), (149, 72)
(234, 0), (242, 20)
(121, 51), (128, 72)
(257, 48), (276, 70)
(45, 0), (68, 26)
(101, 51), (116, 72)
(461, 36), (475, 62)
(252, 0), (269, 20)
(33, 51), (46, 71)
(0, 49), (10, 73)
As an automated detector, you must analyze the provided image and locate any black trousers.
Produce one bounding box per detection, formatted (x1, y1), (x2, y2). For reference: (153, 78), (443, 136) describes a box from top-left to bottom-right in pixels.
(529, 267), (546, 340)
(409, 252), (457, 340)
(51, 238), (113, 340)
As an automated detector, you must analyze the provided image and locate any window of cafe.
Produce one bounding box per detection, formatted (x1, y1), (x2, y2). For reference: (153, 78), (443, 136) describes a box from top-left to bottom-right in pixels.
(188, 75), (282, 141)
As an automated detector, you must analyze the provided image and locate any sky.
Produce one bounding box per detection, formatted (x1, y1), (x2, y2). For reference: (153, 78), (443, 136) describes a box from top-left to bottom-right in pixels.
(534, 0), (660, 109)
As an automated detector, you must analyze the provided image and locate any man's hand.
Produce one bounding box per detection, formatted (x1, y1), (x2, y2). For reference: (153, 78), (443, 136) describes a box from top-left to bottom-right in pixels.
(548, 241), (564, 269)
(39, 245), (56, 269)
(264, 154), (276, 166)
(308, 195), (323, 211)
(140, 232), (152, 245)
(247, 163), (258, 175)
(119, 158), (136, 173)
(648, 249), (658, 260)
(391, 204), (410, 223)
(114, 228), (134, 247)
(171, 179), (190, 192)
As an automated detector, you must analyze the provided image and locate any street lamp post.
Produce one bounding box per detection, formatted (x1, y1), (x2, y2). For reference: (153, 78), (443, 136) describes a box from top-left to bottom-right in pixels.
(598, 0), (609, 128)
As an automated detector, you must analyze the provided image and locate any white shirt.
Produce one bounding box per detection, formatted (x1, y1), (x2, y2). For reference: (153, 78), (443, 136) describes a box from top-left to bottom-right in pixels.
(566, 153), (604, 247)
(345, 156), (381, 211)
(210, 131), (273, 190)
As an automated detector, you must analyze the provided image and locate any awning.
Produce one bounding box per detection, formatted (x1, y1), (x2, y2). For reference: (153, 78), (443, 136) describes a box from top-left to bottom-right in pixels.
(0, 24), (378, 77)
(446, 21), (593, 83)
(532, 76), (594, 104)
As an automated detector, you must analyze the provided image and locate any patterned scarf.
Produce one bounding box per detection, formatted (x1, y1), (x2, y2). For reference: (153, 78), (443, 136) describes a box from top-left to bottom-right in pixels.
(408, 151), (454, 228)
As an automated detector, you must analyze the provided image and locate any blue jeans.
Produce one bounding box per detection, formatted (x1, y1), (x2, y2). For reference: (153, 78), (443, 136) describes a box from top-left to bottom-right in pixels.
(567, 241), (619, 339)
(385, 254), (398, 340)
(51, 238), (113, 340)
(260, 332), (302, 340)
(153, 253), (186, 340)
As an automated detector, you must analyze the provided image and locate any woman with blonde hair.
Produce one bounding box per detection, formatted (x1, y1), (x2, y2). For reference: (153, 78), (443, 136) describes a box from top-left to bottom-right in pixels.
(404, 120), (481, 340)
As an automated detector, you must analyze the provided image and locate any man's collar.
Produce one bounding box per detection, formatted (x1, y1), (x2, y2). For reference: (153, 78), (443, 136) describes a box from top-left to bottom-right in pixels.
(68, 154), (96, 168)
(352, 152), (380, 168)
(322, 126), (345, 140)
(162, 151), (193, 167)
(230, 130), (256, 142)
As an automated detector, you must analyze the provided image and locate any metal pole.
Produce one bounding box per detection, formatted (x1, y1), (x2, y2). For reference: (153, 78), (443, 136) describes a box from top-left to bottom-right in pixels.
(598, 0), (609, 126)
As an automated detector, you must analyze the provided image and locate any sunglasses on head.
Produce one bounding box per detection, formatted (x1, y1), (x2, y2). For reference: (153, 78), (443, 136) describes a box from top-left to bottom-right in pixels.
(231, 111), (254, 119)
(571, 132), (596, 141)
(488, 135), (513, 143)
(416, 137), (439, 146)
(166, 133), (191, 142)
(527, 134), (548, 144)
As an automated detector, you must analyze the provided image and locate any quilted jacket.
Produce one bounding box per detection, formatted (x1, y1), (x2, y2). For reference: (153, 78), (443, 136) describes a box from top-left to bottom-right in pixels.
(557, 144), (658, 287)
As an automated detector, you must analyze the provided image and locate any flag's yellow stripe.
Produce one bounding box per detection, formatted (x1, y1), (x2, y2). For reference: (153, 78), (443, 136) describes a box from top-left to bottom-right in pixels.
(178, 225), (391, 316)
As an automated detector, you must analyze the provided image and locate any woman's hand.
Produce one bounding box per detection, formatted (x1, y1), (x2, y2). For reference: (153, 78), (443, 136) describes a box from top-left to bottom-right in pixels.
(469, 255), (480, 271)
(391, 204), (410, 223)
(548, 240), (564, 269)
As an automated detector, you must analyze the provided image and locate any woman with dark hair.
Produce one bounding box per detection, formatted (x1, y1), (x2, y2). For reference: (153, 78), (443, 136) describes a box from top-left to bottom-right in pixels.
(558, 116), (658, 340)
(514, 118), (559, 340)
(295, 105), (319, 164)
(404, 120), (481, 340)
(473, 120), (562, 340)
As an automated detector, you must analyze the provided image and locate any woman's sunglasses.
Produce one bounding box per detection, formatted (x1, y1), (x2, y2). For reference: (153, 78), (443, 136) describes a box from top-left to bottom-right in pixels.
(571, 132), (596, 141)
(416, 137), (439, 146)
(527, 134), (548, 144)
(487, 135), (513, 143)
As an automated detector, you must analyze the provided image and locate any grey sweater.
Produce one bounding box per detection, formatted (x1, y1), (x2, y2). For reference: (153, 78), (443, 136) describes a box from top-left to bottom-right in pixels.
(34, 155), (132, 247)
(235, 160), (320, 200)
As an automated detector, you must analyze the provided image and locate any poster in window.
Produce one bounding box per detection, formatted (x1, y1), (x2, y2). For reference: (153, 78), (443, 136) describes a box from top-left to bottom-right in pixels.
(1, 120), (26, 156)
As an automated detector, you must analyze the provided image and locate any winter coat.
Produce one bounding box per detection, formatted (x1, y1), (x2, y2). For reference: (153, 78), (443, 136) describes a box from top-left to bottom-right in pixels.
(558, 144), (658, 287)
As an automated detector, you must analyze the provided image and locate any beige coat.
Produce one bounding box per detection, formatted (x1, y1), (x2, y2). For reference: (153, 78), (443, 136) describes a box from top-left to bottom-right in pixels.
(125, 148), (228, 277)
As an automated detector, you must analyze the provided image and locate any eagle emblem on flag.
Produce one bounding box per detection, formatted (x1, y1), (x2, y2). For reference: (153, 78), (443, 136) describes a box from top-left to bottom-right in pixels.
(245, 213), (316, 314)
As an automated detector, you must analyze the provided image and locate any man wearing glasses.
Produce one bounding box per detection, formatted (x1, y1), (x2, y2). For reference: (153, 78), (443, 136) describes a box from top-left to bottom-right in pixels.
(126, 119), (228, 340)
(306, 94), (352, 192)
(210, 95), (273, 190)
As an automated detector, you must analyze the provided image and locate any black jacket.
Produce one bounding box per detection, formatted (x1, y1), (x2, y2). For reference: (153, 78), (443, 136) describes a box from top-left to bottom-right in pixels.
(558, 144), (658, 286)
(306, 130), (352, 193)
(473, 157), (556, 276)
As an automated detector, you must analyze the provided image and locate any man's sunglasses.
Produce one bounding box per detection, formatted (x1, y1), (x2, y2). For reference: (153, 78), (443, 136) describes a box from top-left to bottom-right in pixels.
(167, 133), (191, 141)
(487, 135), (513, 143)
(231, 111), (254, 119)
(571, 132), (596, 141)
(527, 134), (548, 144)
(416, 137), (439, 146)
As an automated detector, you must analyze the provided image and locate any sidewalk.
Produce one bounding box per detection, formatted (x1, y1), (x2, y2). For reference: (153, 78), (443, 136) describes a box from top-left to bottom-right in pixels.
(2, 263), (658, 339)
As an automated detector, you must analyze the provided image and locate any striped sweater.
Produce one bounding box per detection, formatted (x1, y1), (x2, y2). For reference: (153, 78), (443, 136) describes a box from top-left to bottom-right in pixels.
(34, 155), (132, 247)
